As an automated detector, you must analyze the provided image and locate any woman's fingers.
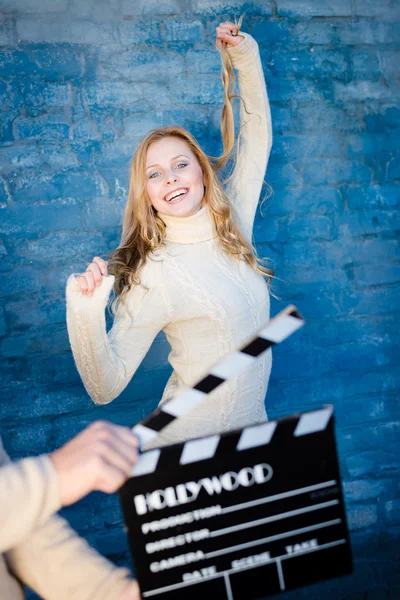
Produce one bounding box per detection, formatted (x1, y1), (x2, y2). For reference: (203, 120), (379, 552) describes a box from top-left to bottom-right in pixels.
(75, 257), (108, 296)
(83, 271), (95, 296)
(215, 21), (243, 49)
(93, 256), (108, 276)
(86, 262), (103, 287)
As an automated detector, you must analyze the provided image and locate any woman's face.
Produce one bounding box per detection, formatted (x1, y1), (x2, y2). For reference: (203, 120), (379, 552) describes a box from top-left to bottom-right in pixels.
(145, 137), (205, 218)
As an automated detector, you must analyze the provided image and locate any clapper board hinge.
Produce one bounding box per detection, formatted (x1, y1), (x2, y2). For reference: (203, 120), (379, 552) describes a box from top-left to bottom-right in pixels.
(131, 305), (304, 453)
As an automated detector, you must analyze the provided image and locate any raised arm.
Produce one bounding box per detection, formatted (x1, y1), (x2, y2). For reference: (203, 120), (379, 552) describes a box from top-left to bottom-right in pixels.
(66, 269), (170, 405)
(224, 32), (272, 239)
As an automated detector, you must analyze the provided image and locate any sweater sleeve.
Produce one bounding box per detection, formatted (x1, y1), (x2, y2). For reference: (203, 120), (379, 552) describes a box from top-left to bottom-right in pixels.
(6, 513), (133, 600)
(225, 32), (273, 239)
(66, 270), (170, 405)
(0, 442), (61, 552)
(0, 440), (134, 600)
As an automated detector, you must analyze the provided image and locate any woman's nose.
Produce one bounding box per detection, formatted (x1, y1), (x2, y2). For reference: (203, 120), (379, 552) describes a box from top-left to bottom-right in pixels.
(166, 172), (179, 184)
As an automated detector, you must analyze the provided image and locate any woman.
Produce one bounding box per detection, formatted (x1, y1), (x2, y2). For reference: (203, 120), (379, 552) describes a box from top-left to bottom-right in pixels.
(66, 20), (273, 449)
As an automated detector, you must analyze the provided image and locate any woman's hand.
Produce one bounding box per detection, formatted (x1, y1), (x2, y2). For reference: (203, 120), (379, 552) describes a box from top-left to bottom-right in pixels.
(215, 21), (244, 50)
(50, 420), (140, 506)
(75, 256), (108, 297)
(119, 580), (141, 600)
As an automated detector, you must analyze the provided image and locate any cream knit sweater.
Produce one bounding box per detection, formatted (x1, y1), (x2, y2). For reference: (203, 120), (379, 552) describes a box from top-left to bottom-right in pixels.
(66, 33), (273, 449)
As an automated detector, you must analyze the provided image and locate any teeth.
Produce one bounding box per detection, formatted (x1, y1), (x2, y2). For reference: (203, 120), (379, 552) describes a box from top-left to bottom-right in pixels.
(165, 188), (187, 202)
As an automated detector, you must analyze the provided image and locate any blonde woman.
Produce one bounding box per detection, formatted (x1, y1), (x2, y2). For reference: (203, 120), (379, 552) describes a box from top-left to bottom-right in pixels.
(66, 20), (273, 449)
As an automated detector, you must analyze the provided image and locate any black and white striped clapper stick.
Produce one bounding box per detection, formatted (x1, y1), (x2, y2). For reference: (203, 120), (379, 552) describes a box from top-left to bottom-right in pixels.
(132, 305), (304, 448)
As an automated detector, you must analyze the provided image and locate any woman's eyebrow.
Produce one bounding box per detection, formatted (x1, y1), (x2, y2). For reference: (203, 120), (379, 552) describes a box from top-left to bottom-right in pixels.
(146, 155), (190, 170)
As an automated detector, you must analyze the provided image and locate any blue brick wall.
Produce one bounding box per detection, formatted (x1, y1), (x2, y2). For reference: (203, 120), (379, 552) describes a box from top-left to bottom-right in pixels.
(0, 1), (399, 598)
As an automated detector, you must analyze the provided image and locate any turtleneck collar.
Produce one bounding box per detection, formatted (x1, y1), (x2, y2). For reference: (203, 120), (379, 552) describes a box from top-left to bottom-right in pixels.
(159, 205), (217, 244)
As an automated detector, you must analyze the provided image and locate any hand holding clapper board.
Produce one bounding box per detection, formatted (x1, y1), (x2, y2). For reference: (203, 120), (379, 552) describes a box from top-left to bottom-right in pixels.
(119, 306), (353, 599)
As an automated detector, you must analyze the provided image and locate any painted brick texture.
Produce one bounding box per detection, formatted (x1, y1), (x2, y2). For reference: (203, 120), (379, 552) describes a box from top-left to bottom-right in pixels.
(0, 0), (399, 598)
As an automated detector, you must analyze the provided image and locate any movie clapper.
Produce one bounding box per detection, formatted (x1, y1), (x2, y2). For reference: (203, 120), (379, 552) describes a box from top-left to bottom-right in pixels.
(119, 306), (353, 599)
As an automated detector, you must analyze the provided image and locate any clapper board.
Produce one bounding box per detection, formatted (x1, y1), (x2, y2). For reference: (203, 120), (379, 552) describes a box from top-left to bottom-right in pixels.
(119, 307), (353, 599)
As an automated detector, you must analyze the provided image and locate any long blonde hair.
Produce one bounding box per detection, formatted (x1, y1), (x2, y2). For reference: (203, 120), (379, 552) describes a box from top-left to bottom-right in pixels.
(109, 17), (273, 307)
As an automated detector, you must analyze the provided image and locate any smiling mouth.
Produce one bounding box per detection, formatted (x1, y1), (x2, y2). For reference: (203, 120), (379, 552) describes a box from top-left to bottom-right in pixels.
(164, 188), (189, 203)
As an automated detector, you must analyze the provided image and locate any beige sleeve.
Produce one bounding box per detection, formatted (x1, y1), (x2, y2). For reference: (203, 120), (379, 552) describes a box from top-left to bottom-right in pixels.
(66, 271), (170, 405)
(0, 445), (61, 552)
(225, 32), (273, 239)
(0, 441), (134, 600)
(6, 513), (133, 600)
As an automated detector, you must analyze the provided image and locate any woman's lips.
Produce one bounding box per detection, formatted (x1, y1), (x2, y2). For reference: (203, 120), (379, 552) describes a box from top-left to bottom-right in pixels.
(165, 189), (189, 204)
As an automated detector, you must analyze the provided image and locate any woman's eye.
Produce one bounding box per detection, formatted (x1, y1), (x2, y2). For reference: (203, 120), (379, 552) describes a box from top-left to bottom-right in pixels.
(149, 172), (159, 179)
(177, 163), (187, 169)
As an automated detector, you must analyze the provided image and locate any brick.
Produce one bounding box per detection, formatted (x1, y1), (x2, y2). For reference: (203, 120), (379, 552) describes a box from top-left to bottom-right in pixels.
(86, 196), (125, 228)
(91, 141), (137, 168)
(268, 160), (302, 188)
(277, 0), (351, 16)
(335, 80), (400, 102)
(272, 133), (343, 160)
(346, 133), (398, 157)
(354, 263), (400, 287)
(119, 19), (161, 45)
(365, 105), (400, 133)
(346, 449), (399, 479)
(14, 112), (70, 141)
(8, 231), (106, 265)
(384, 152), (400, 181)
(346, 184), (399, 209)
(350, 50), (380, 80)
(295, 103), (365, 133)
(271, 49), (348, 77)
(83, 81), (142, 109)
(0, 200), (85, 234)
(269, 104), (293, 134)
(121, 0), (189, 16)
(17, 16), (116, 44)
(2, 421), (52, 460)
(0, 48), (37, 77)
(2, 143), (79, 171)
(121, 112), (164, 139)
(348, 505), (378, 531)
(5, 295), (66, 328)
(291, 21), (336, 45)
(337, 22), (399, 45)
(338, 209), (399, 238)
(0, 306), (5, 336)
(301, 158), (372, 186)
(378, 50), (400, 82)
(0, 106), (18, 144)
(268, 186), (343, 217)
(97, 46), (185, 81)
(354, 0), (400, 18)
(11, 171), (104, 202)
(184, 49), (220, 74)
(29, 45), (84, 78)
(0, 266), (41, 298)
(0, 79), (24, 108)
(344, 480), (383, 502)
(21, 80), (71, 107)
(266, 76), (325, 103)
(384, 499), (400, 525)
(162, 20), (203, 43)
(1, 0), (67, 10)
(194, 0), (273, 16)
(248, 20), (290, 45)
(170, 75), (222, 104)
(0, 16), (15, 46)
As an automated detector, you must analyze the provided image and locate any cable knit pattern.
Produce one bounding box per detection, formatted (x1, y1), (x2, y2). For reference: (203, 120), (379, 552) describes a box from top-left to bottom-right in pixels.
(66, 33), (273, 448)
